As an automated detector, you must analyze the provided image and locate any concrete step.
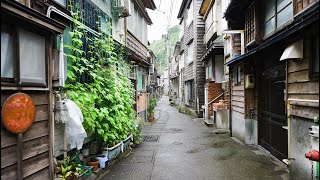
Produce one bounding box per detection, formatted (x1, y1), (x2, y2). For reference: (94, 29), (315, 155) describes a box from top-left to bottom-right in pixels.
(204, 119), (215, 127)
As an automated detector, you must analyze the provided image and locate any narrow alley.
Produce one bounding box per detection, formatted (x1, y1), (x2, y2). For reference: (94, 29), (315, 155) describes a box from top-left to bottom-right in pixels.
(101, 96), (289, 180)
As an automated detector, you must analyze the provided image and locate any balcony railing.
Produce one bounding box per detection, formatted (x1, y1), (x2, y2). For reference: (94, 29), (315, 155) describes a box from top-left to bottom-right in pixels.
(204, 21), (217, 44)
(126, 31), (150, 63)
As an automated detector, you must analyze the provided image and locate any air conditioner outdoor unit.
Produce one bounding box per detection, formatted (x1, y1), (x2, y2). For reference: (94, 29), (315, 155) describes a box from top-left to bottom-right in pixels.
(113, 0), (131, 18)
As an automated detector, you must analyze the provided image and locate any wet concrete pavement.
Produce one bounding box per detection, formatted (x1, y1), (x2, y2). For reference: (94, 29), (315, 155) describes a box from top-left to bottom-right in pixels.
(101, 96), (289, 180)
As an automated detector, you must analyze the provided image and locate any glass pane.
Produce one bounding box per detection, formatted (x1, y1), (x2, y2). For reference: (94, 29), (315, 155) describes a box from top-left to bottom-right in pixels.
(19, 29), (46, 85)
(277, 0), (291, 12)
(277, 3), (293, 28)
(137, 73), (142, 91)
(1, 28), (14, 78)
(208, 66), (211, 79)
(54, 0), (66, 7)
(264, 17), (276, 36)
(264, 0), (276, 21)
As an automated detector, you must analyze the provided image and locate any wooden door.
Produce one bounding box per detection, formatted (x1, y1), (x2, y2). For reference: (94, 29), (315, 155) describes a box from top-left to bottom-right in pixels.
(258, 63), (288, 161)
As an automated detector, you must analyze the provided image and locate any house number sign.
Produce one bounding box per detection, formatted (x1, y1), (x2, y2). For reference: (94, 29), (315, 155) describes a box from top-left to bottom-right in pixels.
(2, 93), (36, 134)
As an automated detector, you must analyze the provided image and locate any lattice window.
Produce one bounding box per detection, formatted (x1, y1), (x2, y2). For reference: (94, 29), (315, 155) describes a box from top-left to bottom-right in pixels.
(244, 2), (255, 46)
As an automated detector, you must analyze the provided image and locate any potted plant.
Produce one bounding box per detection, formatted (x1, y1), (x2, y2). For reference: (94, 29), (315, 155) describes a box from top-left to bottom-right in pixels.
(131, 120), (143, 147)
(55, 155), (84, 180)
(87, 156), (99, 171)
(149, 109), (155, 122)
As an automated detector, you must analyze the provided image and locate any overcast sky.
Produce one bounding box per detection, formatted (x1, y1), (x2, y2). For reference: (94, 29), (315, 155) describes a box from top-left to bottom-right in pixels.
(147, 0), (183, 43)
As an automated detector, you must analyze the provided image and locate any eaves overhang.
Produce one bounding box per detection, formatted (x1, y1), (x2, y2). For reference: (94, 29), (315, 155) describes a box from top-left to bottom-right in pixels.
(1, 0), (66, 34)
(225, 5), (319, 66)
(177, 0), (189, 18)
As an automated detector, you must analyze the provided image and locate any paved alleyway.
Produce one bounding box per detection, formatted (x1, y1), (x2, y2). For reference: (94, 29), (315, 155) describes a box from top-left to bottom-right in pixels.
(101, 96), (289, 180)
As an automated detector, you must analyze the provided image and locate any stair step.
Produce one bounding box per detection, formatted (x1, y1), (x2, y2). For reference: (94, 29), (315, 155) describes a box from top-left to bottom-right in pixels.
(204, 119), (215, 127)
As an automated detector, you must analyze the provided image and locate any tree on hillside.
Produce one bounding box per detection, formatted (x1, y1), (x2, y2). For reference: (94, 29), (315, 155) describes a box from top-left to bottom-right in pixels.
(149, 25), (180, 74)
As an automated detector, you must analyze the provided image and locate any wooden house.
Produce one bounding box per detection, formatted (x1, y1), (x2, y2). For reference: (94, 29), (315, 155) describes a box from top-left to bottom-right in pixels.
(169, 43), (180, 103)
(224, 0), (319, 178)
(198, 0), (228, 127)
(177, 0), (206, 116)
(125, 0), (156, 121)
(1, 0), (66, 179)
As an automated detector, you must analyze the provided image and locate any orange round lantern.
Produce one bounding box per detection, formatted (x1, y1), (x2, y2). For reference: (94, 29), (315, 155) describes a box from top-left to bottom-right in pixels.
(2, 93), (36, 134)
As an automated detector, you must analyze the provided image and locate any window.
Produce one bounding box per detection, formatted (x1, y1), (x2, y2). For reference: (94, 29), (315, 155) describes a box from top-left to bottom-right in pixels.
(206, 65), (213, 80)
(187, 41), (194, 64)
(1, 26), (14, 79)
(264, 0), (293, 37)
(185, 80), (194, 105)
(186, 0), (194, 27)
(310, 35), (319, 80)
(1, 25), (47, 86)
(137, 73), (146, 91)
(54, 0), (67, 7)
(234, 66), (241, 85)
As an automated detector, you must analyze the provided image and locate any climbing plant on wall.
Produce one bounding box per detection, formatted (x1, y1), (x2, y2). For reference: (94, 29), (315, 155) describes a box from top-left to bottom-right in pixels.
(64, 3), (136, 146)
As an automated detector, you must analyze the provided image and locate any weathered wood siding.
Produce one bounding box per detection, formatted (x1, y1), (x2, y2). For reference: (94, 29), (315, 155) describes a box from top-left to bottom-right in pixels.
(294, 0), (317, 14)
(287, 27), (319, 119)
(1, 91), (51, 179)
(230, 63), (246, 141)
(195, 0), (206, 108)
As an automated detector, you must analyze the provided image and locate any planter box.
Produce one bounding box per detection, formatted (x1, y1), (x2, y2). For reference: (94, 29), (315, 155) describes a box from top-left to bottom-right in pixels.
(102, 142), (122, 162)
(123, 134), (133, 152)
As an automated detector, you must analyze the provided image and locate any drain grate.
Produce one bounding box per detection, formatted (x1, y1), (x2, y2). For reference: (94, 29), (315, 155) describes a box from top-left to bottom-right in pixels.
(143, 135), (159, 142)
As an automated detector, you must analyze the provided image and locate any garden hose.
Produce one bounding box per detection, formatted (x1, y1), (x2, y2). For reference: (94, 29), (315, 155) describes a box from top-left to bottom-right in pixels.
(76, 152), (92, 176)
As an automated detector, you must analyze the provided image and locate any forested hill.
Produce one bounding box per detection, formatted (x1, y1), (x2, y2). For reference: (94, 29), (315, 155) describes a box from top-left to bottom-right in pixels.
(149, 25), (180, 74)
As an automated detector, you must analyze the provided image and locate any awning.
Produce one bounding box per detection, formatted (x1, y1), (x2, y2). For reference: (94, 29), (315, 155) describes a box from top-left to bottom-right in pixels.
(280, 40), (303, 61)
(200, 36), (224, 61)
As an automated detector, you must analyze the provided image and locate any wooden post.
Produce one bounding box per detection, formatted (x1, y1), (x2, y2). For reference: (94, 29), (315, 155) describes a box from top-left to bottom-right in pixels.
(17, 133), (23, 180)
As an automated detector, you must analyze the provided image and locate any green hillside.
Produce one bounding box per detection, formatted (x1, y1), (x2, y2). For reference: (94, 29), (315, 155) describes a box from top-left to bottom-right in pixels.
(149, 25), (180, 74)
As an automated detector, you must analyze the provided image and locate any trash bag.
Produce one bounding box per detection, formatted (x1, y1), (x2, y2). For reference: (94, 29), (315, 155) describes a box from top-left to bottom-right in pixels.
(65, 99), (87, 150)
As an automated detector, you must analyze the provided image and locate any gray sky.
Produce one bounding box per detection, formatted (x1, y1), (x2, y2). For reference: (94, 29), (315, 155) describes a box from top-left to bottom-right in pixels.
(147, 0), (183, 43)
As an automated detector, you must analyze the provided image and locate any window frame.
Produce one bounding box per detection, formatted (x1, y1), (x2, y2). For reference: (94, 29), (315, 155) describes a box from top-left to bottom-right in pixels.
(234, 66), (242, 86)
(1, 23), (48, 87)
(187, 40), (194, 65)
(263, 0), (293, 38)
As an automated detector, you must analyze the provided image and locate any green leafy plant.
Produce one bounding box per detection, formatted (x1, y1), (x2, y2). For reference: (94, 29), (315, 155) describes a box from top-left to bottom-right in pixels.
(55, 155), (83, 180)
(64, 3), (136, 147)
(132, 118), (143, 145)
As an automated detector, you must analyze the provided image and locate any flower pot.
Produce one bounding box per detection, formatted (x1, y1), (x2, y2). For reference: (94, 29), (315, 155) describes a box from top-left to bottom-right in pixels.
(102, 142), (122, 162)
(87, 160), (99, 171)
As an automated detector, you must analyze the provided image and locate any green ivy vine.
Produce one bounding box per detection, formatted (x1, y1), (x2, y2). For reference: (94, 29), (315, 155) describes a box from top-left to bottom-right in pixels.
(64, 4), (136, 146)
